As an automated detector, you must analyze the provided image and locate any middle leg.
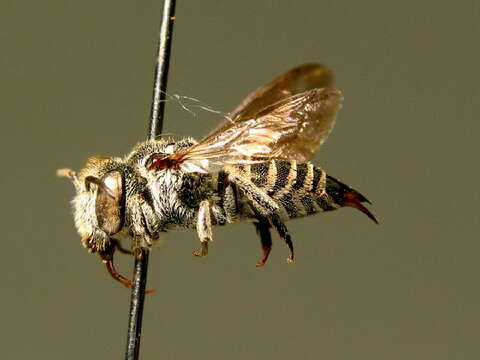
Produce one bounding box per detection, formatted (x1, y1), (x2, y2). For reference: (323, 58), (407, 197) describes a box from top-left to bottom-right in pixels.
(193, 199), (212, 257)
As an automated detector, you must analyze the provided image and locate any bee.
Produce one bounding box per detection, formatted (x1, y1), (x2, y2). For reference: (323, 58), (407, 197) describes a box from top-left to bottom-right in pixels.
(58, 63), (377, 289)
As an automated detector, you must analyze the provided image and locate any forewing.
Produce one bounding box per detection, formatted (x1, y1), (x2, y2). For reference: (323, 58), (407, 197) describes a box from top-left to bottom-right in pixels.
(206, 63), (333, 138)
(174, 87), (343, 173)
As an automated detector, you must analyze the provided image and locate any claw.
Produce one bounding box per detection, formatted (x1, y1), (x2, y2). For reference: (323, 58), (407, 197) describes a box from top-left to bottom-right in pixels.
(256, 245), (272, 267)
(193, 241), (209, 257)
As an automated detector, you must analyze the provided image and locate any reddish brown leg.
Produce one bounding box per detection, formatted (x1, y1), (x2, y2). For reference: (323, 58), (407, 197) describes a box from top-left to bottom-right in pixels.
(193, 241), (209, 257)
(104, 258), (136, 289)
(100, 241), (154, 294)
(254, 221), (272, 267)
(110, 238), (133, 255)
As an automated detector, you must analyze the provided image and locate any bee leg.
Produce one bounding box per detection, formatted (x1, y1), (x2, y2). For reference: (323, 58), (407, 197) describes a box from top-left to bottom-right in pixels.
(223, 183), (239, 223)
(270, 215), (294, 264)
(193, 200), (212, 258)
(193, 241), (209, 257)
(109, 238), (133, 255)
(217, 171), (239, 223)
(129, 193), (161, 248)
(228, 174), (288, 263)
(227, 174), (279, 215)
(253, 220), (272, 267)
(100, 241), (154, 293)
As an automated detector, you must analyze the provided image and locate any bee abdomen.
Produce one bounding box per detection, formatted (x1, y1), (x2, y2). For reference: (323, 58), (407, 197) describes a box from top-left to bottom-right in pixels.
(247, 161), (336, 219)
(230, 161), (375, 223)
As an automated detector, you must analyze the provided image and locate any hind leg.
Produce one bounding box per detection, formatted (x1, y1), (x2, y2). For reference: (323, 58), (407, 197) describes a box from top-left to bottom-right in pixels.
(270, 215), (294, 264)
(229, 173), (295, 264)
(253, 220), (272, 267)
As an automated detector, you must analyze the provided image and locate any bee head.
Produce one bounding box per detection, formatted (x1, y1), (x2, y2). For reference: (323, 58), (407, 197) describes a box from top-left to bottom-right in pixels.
(58, 157), (126, 253)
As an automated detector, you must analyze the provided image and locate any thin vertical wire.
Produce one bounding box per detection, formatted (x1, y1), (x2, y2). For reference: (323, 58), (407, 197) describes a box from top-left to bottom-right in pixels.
(149, 0), (177, 140)
(125, 249), (150, 360)
(125, 1), (176, 359)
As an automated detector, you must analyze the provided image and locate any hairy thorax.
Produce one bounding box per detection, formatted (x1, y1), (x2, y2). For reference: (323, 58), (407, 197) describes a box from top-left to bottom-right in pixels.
(71, 137), (217, 252)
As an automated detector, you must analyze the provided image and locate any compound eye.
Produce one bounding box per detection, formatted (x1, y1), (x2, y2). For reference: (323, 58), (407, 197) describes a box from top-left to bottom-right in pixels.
(86, 171), (125, 235)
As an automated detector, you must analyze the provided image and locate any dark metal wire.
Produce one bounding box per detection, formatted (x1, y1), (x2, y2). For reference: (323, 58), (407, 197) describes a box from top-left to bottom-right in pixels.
(125, 1), (176, 359)
(148, 0), (177, 140)
(125, 249), (150, 360)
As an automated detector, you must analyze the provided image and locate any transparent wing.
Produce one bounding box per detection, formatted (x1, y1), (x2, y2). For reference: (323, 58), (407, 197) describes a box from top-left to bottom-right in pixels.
(206, 63), (333, 138)
(171, 87), (343, 173)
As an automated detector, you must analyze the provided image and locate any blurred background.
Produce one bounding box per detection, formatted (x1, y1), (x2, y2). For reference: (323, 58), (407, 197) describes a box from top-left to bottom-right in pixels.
(1, 1), (478, 359)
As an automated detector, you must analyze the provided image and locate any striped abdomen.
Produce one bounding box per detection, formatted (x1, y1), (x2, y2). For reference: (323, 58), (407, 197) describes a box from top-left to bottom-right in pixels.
(242, 160), (371, 221)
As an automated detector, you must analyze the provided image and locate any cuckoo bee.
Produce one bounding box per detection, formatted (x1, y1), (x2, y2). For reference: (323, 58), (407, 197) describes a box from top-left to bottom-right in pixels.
(58, 63), (377, 290)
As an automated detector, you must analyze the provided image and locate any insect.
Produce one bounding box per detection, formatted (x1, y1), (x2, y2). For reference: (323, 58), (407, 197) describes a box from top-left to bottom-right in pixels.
(58, 63), (377, 290)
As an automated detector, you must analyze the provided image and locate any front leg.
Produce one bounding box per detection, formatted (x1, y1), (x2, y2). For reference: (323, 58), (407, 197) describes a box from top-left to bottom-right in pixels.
(193, 200), (212, 257)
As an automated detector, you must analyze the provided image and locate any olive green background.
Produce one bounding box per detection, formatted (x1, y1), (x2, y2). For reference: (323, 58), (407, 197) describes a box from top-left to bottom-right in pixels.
(2, 1), (478, 359)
